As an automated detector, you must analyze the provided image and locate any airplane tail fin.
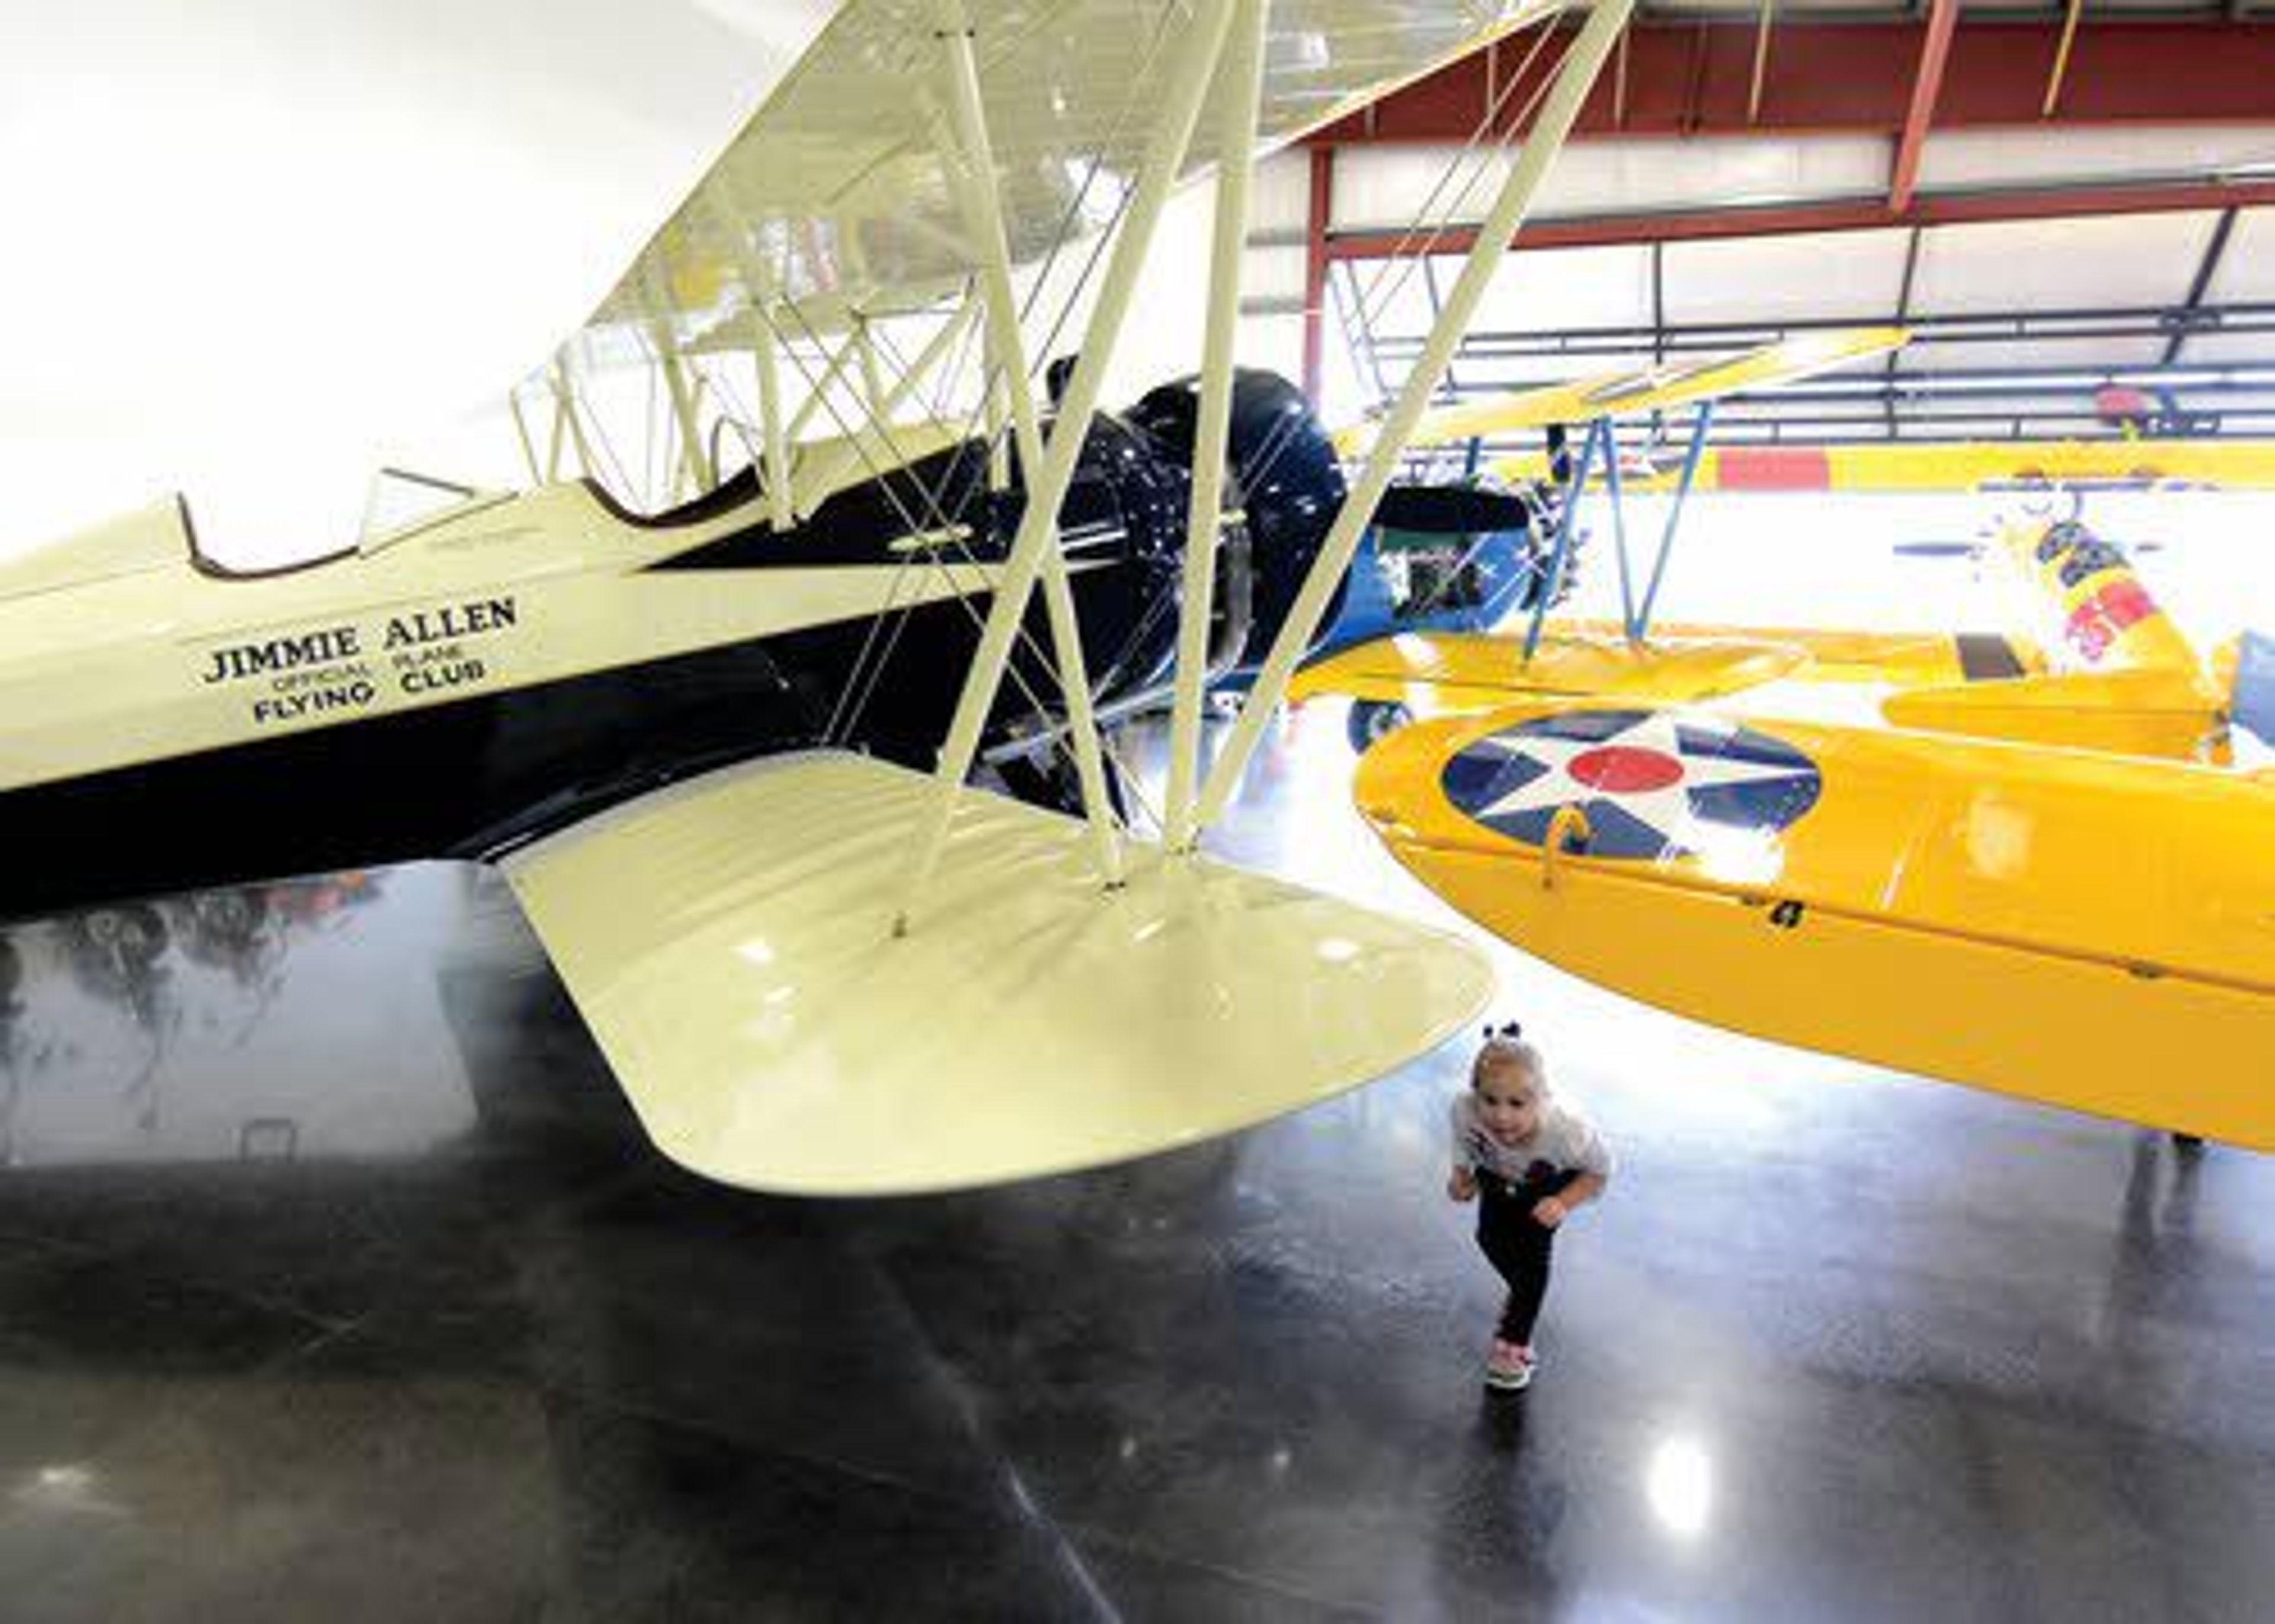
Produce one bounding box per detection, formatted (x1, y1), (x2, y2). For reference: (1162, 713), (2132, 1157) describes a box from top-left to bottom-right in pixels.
(2226, 629), (2275, 766)
(1993, 516), (2201, 678)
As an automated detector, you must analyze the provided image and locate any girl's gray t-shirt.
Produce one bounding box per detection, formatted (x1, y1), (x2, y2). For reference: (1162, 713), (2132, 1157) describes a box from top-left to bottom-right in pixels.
(1449, 1093), (1613, 1185)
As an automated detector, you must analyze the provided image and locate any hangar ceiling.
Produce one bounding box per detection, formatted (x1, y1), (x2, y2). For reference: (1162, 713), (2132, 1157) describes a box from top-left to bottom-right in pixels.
(1241, 3), (2275, 447)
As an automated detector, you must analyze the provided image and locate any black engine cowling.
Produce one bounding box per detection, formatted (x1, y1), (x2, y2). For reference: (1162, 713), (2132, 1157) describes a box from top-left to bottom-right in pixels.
(1122, 368), (1350, 678)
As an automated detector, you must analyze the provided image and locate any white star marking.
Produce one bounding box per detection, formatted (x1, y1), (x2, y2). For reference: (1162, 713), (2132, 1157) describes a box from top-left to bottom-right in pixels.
(1470, 712), (1815, 845)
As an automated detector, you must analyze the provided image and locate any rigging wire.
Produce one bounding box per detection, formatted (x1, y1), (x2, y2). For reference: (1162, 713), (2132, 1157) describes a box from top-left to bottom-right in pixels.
(768, 1), (1187, 800)
(1225, 6), (1572, 506)
(566, 2), (1592, 832)
(1347, 8), (1569, 346)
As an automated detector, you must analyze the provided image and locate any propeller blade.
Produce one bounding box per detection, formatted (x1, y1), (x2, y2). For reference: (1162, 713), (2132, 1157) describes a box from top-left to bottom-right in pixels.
(1370, 483), (1534, 536)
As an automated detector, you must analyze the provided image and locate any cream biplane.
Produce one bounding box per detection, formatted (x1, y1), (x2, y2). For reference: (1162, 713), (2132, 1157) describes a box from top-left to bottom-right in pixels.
(1, 0), (1652, 1193)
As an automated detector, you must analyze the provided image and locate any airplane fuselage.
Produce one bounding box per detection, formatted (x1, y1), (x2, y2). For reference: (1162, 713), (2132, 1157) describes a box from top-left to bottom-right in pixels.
(0, 371), (1348, 918)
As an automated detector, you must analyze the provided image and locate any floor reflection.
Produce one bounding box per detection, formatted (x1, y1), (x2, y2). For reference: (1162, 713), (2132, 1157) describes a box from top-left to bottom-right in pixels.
(0, 712), (2267, 1619)
(0, 873), (473, 1169)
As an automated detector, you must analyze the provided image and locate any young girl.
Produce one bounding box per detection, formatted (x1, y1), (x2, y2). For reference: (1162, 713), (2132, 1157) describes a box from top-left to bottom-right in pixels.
(1447, 1022), (1611, 1391)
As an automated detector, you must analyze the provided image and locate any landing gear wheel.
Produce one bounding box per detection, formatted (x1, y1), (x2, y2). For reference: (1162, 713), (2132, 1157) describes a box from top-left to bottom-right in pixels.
(1346, 699), (1412, 754)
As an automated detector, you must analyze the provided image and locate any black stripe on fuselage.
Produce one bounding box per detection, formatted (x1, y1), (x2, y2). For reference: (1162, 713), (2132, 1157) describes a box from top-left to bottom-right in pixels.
(0, 585), (1099, 922)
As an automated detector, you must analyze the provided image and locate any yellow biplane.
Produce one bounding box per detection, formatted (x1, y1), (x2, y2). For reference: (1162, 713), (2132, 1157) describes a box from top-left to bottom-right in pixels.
(1341, 476), (2274, 1145)
(1289, 326), (2045, 743)
(0, 0), (1655, 1193)
(1304, 339), (2261, 763)
(1299, 264), (2272, 1145)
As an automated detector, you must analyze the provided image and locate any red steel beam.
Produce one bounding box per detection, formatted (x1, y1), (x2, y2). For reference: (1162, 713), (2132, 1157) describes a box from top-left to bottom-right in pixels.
(1322, 179), (2275, 261)
(1889, 0), (1961, 213)
(1302, 145), (1333, 406)
(1308, 20), (2275, 145)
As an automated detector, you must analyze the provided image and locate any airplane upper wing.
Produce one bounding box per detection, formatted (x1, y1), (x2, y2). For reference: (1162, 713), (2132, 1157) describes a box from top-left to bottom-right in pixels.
(1289, 628), (1810, 710)
(585, 0), (1563, 349)
(5, 1), (1559, 565)
(1335, 326), (1911, 458)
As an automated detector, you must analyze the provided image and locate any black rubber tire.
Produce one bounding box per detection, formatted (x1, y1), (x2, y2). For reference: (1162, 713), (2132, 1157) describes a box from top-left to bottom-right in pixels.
(1346, 700), (1413, 754)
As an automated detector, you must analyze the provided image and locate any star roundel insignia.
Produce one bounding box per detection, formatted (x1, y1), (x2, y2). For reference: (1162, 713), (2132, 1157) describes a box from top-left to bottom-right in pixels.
(1440, 708), (1822, 861)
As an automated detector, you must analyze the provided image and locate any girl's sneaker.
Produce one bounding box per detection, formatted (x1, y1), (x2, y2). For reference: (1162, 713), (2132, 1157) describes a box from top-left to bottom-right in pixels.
(1483, 1338), (1532, 1390)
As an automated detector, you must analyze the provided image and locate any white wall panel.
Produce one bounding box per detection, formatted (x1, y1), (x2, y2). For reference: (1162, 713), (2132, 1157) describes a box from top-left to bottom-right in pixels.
(1319, 302), (1372, 422)
(1332, 145), (1510, 233)
(1900, 335), (2171, 372)
(1249, 147), (1312, 235)
(1338, 258), (1440, 339)
(1242, 243), (1309, 303)
(1918, 127), (2275, 192)
(1664, 229), (1911, 325)
(1329, 135), (1886, 232)
(1556, 488), (2275, 660)
(1460, 348), (1659, 387)
(2203, 207), (2275, 303)
(1529, 135), (1889, 219)
(2174, 333), (2275, 365)
(1909, 213), (2217, 314)
(1461, 243), (1654, 334)
(1232, 312), (1305, 387)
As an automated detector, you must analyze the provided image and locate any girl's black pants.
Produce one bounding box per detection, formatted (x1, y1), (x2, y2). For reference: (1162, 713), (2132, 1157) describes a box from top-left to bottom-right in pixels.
(1475, 1167), (1578, 1344)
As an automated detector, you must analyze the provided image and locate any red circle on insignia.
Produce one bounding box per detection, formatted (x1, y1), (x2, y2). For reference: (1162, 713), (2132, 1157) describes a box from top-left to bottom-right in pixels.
(1566, 745), (1683, 793)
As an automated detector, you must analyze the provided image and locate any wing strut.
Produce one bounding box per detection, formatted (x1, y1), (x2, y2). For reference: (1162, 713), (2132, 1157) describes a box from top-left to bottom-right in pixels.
(508, 387), (544, 487)
(745, 280), (796, 532)
(894, 0), (1241, 934)
(1632, 398), (1715, 639)
(1165, 0), (1268, 855)
(700, 181), (800, 529)
(647, 317), (717, 502)
(931, 0), (1123, 889)
(1522, 414), (1606, 660)
(1603, 412), (1634, 633)
(544, 358), (597, 483)
(853, 317), (889, 418)
(1194, 0), (1636, 833)
(983, 340), (1011, 492)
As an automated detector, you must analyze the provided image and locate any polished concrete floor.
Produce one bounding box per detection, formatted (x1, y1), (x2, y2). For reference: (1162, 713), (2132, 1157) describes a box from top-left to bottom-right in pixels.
(0, 709), (2269, 1621)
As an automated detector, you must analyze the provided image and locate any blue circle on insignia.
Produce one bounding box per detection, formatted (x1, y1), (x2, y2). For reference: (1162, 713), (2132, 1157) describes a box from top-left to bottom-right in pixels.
(1439, 708), (1822, 860)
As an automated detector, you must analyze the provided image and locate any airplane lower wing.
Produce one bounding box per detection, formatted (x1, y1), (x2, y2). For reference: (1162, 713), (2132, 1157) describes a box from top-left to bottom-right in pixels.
(1351, 705), (2275, 1149)
(1289, 630), (1806, 712)
(502, 752), (1491, 1195)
